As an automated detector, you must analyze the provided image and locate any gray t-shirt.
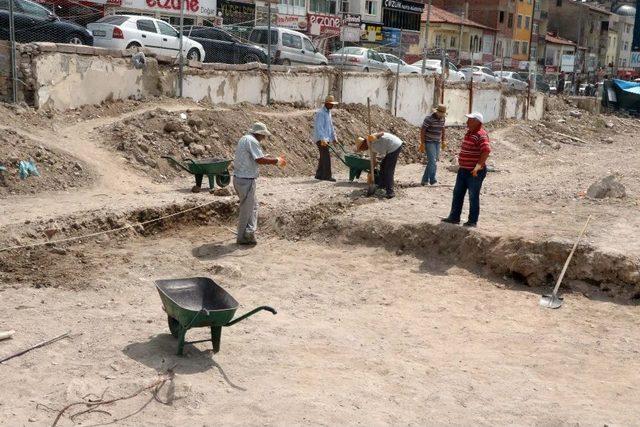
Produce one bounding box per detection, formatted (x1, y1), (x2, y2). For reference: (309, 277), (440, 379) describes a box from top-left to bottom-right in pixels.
(233, 134), (265, 179)
(371, 132), (403, 156)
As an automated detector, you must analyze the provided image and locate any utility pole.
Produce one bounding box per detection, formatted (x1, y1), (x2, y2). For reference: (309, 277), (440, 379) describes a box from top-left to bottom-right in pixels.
(178, 0), (185, 97)
(394, 29), (403, 117)
(267, 0), (272, 104)
(8, 0), (17, 103)
(526, 0), (537, 119)
(421, 0), (432, 74)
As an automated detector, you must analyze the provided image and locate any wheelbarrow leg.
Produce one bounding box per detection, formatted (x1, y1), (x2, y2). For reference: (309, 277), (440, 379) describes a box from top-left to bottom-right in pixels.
(207, 174), (216, 193)
(211, 326), (222, 354)
(177, 327), (187, 356)
(192, 174), (203, 193)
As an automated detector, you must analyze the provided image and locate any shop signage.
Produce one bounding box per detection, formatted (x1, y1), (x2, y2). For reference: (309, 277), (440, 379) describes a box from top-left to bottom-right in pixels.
(361, 23), (382, 42)
(308, 13), (341, 36)
(342, 13), (361, 27)
(382, 27), (400, 47)
(631, 51), (640, 68)
(118, 0), (216, 16)
(383, 0), (423, 14)
(276, 13), (307, 30)
(218, 0), (254, 25)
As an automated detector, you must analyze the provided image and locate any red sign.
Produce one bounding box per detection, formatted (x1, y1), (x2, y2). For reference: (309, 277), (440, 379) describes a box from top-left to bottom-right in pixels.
(308, 13), (341, 36)
(145, 0), (200, 13)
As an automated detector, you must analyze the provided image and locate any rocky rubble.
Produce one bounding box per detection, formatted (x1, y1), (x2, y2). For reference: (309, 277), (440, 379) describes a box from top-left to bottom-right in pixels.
(0, 130), (90, 196)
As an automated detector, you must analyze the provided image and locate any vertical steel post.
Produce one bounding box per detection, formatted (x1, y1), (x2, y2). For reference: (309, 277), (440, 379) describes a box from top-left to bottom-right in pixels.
(267, 0), (272, 105)
(421, 0), (432, 74)
(178, 0), (185, 97)
(9, 0), (18, 103)
(394, 29), (402, 117)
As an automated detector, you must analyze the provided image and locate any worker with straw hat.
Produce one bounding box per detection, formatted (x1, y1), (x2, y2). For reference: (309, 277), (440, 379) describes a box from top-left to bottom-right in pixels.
(420, 104), (447, 186)
(312, 94), (339, 182)
(233, 122), (286, 245)
(355, 132), (403, 199)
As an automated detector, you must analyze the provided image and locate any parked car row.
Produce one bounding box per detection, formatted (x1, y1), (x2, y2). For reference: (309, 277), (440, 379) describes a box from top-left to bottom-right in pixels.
(0, 1), (554, 88)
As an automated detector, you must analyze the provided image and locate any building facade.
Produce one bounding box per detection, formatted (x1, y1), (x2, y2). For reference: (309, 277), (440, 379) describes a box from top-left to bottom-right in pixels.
(512, 0), (533, 63)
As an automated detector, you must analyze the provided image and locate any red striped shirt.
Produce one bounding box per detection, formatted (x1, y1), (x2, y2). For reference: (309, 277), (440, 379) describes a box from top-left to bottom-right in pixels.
(458, 127), (491, 170)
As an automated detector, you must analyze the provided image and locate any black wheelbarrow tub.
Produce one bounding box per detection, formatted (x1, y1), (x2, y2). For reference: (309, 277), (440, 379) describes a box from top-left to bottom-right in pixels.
(156, 277), (239, 329)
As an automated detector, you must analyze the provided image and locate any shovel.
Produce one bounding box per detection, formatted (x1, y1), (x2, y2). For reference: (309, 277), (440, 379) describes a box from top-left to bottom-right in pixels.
(539, 216), (592, 309)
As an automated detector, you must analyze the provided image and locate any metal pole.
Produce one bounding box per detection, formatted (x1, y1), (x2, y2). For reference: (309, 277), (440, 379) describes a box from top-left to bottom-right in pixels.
(178, 0), (185, 97)
(267, 0), (272, 105)
(394, 29), (402, 117)
(340, 0), (345, 100)
(526, 0), (537, 119)
(9, 0), (18, 103)
(421, 0), (432, 74)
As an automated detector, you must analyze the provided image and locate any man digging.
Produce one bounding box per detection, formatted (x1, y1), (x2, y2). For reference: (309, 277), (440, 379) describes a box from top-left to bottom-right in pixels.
(356, 132), (403, 199)
(233, 122), (286, 245)
(442, 112), (491, 228)
(313, 95), (339, 182)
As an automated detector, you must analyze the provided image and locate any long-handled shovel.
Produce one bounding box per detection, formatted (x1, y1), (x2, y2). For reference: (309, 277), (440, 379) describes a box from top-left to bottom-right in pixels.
(539, 216), (592, 309)
(366, 97), (376, 196)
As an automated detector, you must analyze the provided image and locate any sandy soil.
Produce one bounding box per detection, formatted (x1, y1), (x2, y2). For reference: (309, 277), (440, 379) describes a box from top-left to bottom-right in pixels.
(1, 97), (639, 426)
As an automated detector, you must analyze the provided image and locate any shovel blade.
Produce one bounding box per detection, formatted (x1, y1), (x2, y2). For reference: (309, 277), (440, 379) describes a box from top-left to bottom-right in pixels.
(539, 294), (564, 309)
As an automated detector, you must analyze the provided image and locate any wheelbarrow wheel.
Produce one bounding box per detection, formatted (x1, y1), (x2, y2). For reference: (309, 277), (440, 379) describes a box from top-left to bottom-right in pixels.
(167, 316), (180, 338)
(215, 172), (231, 188)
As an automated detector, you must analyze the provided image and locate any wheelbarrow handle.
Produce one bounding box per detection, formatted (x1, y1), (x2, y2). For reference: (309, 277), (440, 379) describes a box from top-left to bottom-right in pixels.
(161, 156), (192, 173)
(226, 306), (277, 326)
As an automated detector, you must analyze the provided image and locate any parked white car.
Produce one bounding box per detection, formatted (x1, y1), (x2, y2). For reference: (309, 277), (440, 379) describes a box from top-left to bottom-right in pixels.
(248, 26), (328, 66)
(459, 66), (501, 83)
(328, 47), (387, 72)
(87, 15), (205, 61)
(380, 53), (420, 74)
(494, 71), (528, 90)
(410, 59), (466, 81)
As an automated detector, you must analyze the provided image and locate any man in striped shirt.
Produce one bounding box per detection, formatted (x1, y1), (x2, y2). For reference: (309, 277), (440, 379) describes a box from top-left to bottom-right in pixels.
(420, 104), (447, 185)
(442, 112), (491, 227)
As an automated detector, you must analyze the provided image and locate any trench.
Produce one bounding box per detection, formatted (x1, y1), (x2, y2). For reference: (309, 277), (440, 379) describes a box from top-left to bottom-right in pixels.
(1, 195), (639, 303)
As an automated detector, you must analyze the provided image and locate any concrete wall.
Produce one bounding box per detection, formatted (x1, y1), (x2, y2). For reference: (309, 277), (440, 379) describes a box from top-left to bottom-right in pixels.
(33, 53), (169, 110)
(15, 46), (545, 124)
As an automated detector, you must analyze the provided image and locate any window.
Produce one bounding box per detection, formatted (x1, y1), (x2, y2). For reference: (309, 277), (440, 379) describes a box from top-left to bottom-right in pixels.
(435, 34), (442, 47)
(499, 11), (504, 23)
(249, 29), (278, 45)
(97, 16), (129, 25)
(340, 0), (348, 13)
(365, 0), (377, 15)
(522, 41), (528, 54)
(624, 41), (629, 51)
(384, 55), (400, 64)
(513, 41), (520, 55)
(166, 16), (194, 27)
(556, 0), (562, 6)
(382, 8), (421, 31)
(157, 21), (178, 37)
(525, 16), (530, 30)
(282, 33), (302, 49)
(16, 0), (50, 18)
(533, 22), (538, 35)
(508, 13), (513, 28)
(303, 38), (315, 52)
(309, 0), (336, 14)
(450, 36), (456, 48)
(0, 0), (8, 10)
(368, 50), (383, 62)
(517, 14), (522, 28)
(137, 19), (157, 33)
(496, 40), (503, 56)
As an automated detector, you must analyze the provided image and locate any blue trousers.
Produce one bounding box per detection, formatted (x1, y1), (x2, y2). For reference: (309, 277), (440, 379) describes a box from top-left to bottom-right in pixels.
(421, 142), (440, 185)
(447, 167), (487, 223)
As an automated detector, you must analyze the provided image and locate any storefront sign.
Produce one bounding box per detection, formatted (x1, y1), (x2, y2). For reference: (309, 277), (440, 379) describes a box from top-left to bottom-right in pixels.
(382, 27), (401, 47)
(631, 51), (640, 68)
(383, 0), (423, 13)
(254, 5), (276, 25)
(308, 13), (341, 36)
(342, 13), (361, 27)
(218, 0), (254, 25)
(340, 26), (361, 42)
(276, 13), (307, 30)
(118, 0), (216, 16)
(361, 23), (382, 42)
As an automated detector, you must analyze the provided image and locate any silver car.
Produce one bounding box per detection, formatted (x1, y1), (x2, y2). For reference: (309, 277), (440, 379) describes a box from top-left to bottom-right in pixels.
(328, 47), (387, 72)
(459, 66), (501, 83)
(494, 71), (528, 90)
(248, 26), (328, 66)
(380, 53), (421, 74)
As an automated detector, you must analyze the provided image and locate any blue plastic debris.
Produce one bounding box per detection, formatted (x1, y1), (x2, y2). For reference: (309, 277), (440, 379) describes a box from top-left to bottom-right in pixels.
(18, 160), (40, 180)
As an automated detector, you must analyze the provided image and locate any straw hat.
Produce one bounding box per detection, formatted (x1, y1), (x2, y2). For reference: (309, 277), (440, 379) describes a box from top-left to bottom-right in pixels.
(434, 104), (447, 114)
(355, 137), (367, 151)
(248, 122), (272, 136)
(324, 95), (339, 105)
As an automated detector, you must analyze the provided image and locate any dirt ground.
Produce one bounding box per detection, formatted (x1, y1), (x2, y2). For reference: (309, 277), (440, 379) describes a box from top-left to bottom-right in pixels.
(1, 97), (639, 426)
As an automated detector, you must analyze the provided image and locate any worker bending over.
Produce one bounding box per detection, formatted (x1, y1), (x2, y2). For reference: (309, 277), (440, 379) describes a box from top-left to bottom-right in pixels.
(356, 132), (403, 199)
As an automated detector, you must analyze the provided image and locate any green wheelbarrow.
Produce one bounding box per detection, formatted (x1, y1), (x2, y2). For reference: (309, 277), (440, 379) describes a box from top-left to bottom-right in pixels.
(156, 277), (277, 355)
(328, 143), (380, 182)
(162, 156), (232, 193)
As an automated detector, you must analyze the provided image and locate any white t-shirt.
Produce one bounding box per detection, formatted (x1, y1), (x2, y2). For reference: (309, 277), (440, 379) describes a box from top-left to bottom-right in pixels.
(371, 132), (403, 156)
(233, 134), (265, 179)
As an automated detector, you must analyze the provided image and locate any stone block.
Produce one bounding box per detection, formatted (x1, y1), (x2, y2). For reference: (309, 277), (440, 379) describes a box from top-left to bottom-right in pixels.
(75, 45), (95, 55)
(34, 42), (57, 52)
(56, 44), (78, 54)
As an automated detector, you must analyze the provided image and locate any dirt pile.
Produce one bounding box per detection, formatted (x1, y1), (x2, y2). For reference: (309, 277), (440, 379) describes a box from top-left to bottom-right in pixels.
(0, 129), (91, 196)
(98, 104), (424, 182)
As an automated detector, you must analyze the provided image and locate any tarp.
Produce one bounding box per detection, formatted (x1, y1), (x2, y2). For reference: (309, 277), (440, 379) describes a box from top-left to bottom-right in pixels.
(612, 79), (640, 111)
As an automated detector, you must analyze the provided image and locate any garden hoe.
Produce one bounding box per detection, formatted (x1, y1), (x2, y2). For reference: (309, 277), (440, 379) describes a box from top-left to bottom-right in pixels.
(539, 216), (592, 309)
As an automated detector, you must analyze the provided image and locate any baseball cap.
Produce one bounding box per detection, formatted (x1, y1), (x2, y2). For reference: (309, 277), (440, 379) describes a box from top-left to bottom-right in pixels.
(465, 112), (484, 123)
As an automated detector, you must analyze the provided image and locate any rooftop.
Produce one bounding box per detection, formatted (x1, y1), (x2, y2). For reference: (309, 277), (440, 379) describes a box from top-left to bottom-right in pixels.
(546, 32), (577, 46)
(421, 5), (497, 32)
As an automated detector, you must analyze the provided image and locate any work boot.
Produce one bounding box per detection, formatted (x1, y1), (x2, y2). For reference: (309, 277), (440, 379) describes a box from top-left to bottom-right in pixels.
(441, 217), (460, 225)
(463, 221), (477, 228)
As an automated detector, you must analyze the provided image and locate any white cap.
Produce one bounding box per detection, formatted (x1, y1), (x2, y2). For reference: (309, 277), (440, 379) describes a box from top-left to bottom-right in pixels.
(465, 112), (484, 124)
(248, 122), (272, 136)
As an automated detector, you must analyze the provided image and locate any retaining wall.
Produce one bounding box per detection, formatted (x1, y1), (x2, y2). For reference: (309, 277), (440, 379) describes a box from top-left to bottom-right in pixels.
(8, 42), (545, 125)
